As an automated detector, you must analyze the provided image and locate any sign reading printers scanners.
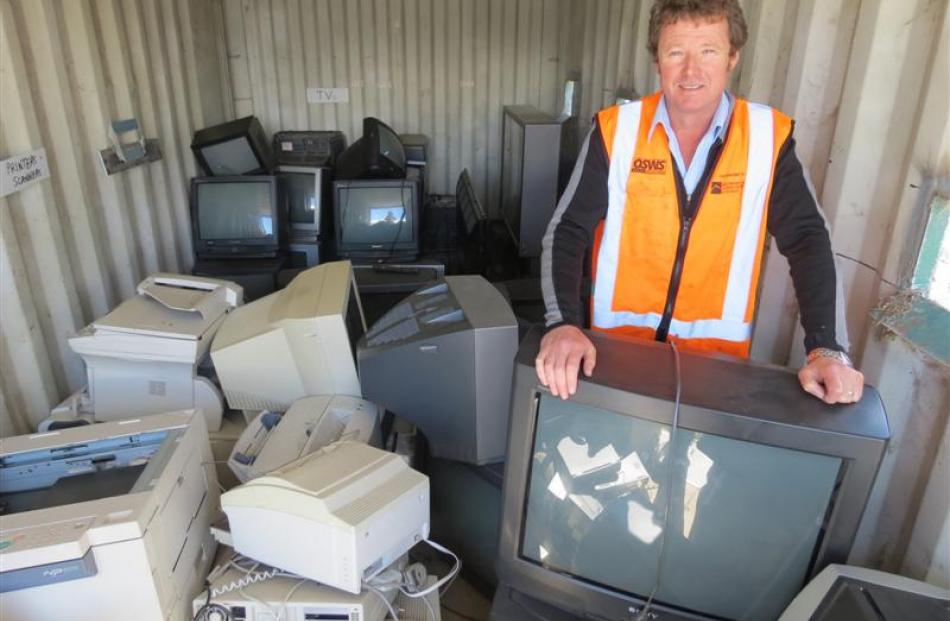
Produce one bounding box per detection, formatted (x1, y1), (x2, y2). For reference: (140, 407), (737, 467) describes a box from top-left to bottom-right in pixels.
(1, 148), (51, 198)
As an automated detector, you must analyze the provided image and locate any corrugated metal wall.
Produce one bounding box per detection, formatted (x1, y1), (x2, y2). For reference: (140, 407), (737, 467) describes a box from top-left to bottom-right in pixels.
(0, 0), (229, 435)
(222, 0), (595, 214)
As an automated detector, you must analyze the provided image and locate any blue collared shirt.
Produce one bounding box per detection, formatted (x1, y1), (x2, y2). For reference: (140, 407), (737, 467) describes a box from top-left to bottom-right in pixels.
(648, 93), (733, 197)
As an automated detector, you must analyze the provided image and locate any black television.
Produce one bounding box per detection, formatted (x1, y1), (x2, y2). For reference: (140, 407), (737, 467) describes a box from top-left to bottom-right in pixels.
(190, 176), (283, 259)
(495, 328), (889, 621)
(336, 117), (407, 180)
(333, 177), (420, 261)
(191, 116), (273, 176)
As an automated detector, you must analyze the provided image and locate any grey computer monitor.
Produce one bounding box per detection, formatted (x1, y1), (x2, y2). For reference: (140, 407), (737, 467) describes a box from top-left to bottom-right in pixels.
(496, 328), (889, 621)
(357, 276), (518, 465)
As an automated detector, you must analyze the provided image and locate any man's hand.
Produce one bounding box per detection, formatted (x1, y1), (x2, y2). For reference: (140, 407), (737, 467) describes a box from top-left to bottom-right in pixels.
(798, 356), (864, 404)
(536, 325), (597, 399)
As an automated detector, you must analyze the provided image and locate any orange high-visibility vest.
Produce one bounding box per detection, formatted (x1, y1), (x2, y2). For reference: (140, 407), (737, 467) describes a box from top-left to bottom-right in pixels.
(591, 92), (793, 358)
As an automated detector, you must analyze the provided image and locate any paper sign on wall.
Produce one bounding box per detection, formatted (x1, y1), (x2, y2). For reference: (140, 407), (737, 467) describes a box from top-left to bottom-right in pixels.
(1, 148), (50, 198)
(307, 88), (349, 104)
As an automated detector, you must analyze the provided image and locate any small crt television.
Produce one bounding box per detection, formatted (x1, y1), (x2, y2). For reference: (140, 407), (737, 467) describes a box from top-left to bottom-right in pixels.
(190, 176), (283, 259)
(336, 117), (407, 180)
(277, 164), (332, 237)
(496, 328), (889, 621)
(333, 176), (421, 261)
(191, 116), (273, 176)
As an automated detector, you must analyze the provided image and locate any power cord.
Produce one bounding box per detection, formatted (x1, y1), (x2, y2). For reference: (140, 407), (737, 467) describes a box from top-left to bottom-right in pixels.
(635, 340), (682, 621)
(362, 538), (462, 621)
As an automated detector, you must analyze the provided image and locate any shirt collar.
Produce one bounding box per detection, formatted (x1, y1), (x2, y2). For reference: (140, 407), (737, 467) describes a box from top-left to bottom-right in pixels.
(648, 92), (733, 143)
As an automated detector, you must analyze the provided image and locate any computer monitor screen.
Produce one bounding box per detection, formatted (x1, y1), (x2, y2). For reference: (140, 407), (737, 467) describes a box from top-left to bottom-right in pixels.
(210, 261), (366, 412)
(191, 176), (281, 258)
(336, 117), (406, 180)
(334, 179), (420, 260)
(522, 393), (840, 620)
(497, 328), (890, 621)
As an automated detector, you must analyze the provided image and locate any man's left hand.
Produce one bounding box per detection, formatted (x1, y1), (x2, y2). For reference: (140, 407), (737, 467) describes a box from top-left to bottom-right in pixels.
(798, 357), (864, 404)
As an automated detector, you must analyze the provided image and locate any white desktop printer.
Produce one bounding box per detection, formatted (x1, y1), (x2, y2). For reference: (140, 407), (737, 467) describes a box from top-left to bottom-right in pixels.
(56, 273), (243, 431)
(221, 440), (430, 595)
(229, 394), (382, 483)
(0, 410), (219, 621)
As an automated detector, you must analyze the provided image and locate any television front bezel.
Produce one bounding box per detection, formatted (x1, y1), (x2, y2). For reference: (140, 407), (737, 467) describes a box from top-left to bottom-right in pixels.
(277, 164), (332, 235)
(190, 175), (282, 259)
(332, 177), (421, 261)
(496, 327), (889, 621)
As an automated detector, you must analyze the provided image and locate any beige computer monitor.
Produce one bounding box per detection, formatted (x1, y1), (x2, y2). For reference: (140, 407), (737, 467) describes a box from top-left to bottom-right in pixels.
(211, 261), (366, 411)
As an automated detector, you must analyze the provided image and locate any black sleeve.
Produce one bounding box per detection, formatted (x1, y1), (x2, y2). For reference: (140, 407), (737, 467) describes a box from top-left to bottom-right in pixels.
(540, 117), (610, 329)
(766, 131), (844, 353)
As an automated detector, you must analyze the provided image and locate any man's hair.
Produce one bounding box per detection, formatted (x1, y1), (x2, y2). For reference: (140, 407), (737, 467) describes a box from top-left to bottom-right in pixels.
(647, 0), (748, 60)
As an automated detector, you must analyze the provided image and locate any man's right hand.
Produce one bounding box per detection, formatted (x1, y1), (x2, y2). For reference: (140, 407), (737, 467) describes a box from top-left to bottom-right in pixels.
(536, 325), (598, 399)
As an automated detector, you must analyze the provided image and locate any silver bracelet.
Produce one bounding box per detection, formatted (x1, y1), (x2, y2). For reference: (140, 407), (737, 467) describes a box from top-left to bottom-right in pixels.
(806, 347), (853, 368)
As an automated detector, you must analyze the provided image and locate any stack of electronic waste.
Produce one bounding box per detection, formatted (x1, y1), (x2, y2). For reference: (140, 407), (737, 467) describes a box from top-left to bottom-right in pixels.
(0, 410), (218, 621)
(42, 273), (243, 433)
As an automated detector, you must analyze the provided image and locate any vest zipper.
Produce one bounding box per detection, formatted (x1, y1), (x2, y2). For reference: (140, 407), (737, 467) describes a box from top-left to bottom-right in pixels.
(654, 138), (726, 343)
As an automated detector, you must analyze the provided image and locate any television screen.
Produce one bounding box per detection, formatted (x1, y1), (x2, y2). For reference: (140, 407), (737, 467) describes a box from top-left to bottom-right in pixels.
(191, 116), (272, 176)
(284, 171), (318, 226)
(521, 393), (841, 620)
(197, 180), (275, 240)
(199, 137), (260, 176)
(334, 179), (420, 259)
(191, 176), (281, 258)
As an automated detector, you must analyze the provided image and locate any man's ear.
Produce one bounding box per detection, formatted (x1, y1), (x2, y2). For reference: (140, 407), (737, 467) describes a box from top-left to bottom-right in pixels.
(728, 50), (740, 72)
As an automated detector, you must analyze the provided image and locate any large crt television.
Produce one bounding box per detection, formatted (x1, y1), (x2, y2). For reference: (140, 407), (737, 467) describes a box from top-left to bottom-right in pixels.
(496, 328), (889, 621)
(192, 116), (273, 176)
(357, 276), (518, 464)
(333, 177), (421, 261)
(210, 261), (366, 412)
(336, 117), (406, 180)
(190, 176), (283, 258)
(500, 105), (562, 257)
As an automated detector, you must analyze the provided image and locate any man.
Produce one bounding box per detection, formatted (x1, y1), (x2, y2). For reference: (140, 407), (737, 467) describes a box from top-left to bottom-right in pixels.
(537, 0), (864, 404)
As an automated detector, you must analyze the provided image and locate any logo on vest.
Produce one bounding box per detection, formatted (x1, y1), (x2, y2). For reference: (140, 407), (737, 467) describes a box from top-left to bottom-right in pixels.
(710, 180), (744, 194)
(632, 158), (666, 174)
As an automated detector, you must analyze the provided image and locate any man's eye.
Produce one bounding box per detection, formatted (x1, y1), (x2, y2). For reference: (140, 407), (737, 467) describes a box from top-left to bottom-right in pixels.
(702, 48), (717, 55)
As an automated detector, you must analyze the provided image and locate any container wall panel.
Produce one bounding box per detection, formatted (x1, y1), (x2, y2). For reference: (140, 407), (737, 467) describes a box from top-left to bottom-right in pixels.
(0, 0), (228, 434)
(222, 0), (587, 211)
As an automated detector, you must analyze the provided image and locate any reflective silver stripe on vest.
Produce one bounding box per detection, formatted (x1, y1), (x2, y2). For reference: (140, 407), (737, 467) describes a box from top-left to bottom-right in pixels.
(592, 101), (776, 344)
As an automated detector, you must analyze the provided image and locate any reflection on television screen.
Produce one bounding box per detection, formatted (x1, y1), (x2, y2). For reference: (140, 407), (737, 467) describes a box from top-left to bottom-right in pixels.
(369, 207), (405, 225)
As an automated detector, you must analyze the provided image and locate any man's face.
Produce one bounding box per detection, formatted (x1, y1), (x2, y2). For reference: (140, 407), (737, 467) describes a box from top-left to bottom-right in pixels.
(655, 17), (739, 120)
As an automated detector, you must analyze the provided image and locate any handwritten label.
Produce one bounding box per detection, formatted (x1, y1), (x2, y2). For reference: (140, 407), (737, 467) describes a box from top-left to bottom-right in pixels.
(1, 148), (50, 198)
(306, 88), (349, 104)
